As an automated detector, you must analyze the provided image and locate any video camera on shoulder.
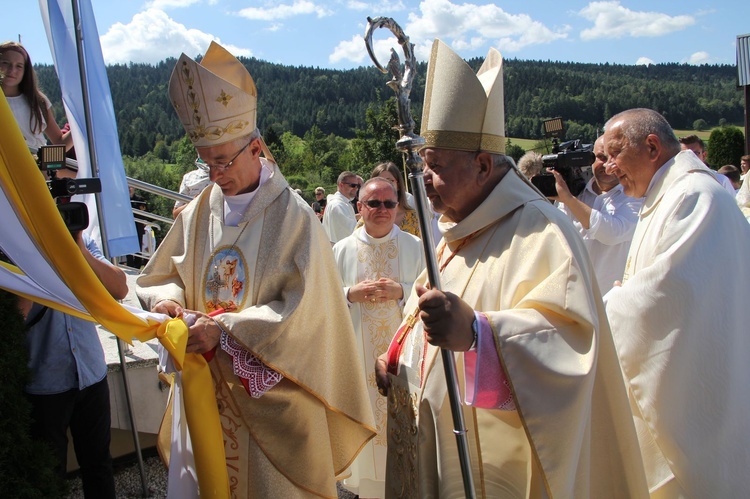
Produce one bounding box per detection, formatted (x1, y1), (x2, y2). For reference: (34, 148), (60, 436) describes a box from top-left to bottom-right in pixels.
(36, 145), (101, 232)
(530, 117), (594, 198)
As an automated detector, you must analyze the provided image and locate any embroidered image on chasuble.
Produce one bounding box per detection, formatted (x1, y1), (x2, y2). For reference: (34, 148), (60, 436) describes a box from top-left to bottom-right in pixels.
(203, 247), (248, 313)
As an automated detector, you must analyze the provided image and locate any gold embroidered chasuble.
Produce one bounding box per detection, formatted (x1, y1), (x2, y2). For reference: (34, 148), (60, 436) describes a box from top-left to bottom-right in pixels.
(137, 162), (376, 498)
(333, 226), (425, 497)
(386, 171), (648, 499)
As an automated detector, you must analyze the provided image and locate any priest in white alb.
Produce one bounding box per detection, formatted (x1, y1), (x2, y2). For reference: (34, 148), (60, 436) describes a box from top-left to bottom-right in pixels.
(603, 108), (750, 498)
(333, 177), (425, 498)
(322, 171), (360, 244)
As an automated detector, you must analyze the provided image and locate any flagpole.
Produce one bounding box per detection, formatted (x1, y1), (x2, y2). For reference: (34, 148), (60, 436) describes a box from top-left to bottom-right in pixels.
(70, 0), (109, 258)
(70, 1), (148, 494)
(365, 17), (476, 499)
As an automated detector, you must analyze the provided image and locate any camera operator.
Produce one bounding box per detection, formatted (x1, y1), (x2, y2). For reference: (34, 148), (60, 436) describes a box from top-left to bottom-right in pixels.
(17, 164), (126, 498)
(550, 136), (642, 292)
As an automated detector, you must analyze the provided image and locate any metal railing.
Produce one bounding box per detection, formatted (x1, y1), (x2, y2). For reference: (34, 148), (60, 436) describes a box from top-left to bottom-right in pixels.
(124, 176), (187, 268)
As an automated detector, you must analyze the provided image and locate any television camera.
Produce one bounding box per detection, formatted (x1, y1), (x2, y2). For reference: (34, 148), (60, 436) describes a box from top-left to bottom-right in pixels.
(36, 145), (101, 232)
(530, 117), (595, 198)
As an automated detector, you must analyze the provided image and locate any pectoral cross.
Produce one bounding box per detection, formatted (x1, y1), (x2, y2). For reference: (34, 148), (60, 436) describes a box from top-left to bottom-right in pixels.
(206, 265), (226, 303)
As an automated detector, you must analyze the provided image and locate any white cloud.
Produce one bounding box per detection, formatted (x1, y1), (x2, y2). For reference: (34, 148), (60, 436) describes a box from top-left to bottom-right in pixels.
(237, 1), (332, 21)
(635, 56), (654, 66)
(329, 34), (399, 66)
(579, 1), (695, 40)
(100, 9), (252, 65)
(329, 35), (367, 64)
(328, 0), (570, 64)
(404, 0), (568, 54)
(453, 37), (486, 51)
(346, 0), (406, 12)
(685, 51), (710, 65)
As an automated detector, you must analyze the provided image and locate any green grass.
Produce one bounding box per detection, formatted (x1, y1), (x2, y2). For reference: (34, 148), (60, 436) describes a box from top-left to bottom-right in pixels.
(507, 137), (541, 150)
(673, 129), (713, 141)
(508, 126), (745, 153)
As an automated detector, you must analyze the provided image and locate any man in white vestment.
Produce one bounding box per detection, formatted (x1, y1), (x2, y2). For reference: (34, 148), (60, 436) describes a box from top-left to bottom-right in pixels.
(603, 108), (750, 498)
(551, 135), (642, 292)
(333, 178), (425, 498)
(322, 171), (360, 244)
(136, 42), (375, 498)
(374, 39), (648, 499)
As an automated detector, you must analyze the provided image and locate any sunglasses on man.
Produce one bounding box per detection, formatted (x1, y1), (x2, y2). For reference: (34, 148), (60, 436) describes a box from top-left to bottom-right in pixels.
(362, 199), (398, 209)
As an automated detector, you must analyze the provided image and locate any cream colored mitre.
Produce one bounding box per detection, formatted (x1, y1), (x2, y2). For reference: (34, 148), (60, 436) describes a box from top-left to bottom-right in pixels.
(421, 39), (505, 154)
(168, 41), (258, 148)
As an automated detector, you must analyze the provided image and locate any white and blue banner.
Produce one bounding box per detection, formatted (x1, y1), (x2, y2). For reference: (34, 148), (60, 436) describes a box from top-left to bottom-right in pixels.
(39, 0), (138, 257)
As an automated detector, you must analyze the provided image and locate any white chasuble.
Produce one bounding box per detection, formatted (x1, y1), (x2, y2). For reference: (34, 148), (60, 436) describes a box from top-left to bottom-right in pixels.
(138, 161), (376, 499)
(384, 171), (648, 499)
(605, 151), (750, 498)
(334, 226), (424, 498)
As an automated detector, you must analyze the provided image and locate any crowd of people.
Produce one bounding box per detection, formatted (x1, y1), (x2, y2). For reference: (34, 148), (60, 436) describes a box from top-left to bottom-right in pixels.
(4, 35), (750, 499)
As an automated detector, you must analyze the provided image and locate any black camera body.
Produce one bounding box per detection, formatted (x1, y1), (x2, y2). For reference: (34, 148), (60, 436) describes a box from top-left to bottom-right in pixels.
(532, 139), (595, 197)
(36, 145), (101, 232)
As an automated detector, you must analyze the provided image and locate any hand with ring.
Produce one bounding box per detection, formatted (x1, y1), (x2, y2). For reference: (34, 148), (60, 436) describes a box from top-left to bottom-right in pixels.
(348, 279), (380, 304)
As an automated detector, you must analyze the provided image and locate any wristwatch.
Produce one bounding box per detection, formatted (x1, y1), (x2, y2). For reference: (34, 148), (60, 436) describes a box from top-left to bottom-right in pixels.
(469, 316), (478, 351)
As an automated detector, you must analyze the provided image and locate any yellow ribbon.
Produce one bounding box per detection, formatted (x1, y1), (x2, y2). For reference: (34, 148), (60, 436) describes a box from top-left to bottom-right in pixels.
(0, 93), (228, 497)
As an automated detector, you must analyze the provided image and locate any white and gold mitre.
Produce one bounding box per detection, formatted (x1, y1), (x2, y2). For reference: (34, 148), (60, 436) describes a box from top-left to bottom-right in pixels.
(168, 41), (258, 147)
(420, 39), (505, 154)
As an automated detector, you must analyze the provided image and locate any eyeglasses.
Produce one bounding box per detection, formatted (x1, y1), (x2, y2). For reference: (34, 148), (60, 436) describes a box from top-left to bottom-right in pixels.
(362, 199), (398, 209)
(195, 158), (210, 173)
(345, 183), (361, 189)
(201, 141), (251, 172)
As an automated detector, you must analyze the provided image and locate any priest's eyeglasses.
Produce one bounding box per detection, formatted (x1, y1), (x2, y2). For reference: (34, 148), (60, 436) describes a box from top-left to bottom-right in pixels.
(202, 141), (251, 172)
(363, 199), (398, 209)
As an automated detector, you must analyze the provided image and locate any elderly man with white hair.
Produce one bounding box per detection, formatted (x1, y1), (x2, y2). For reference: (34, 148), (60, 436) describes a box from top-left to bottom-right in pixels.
(375, 40), (648, 499)
(604, 108), (750, 498)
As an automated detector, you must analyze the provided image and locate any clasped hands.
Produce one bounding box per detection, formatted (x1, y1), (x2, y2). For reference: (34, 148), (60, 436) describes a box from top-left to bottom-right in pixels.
(151, 299), (222, 354)
(348, 278), (403, 304)
(375, 284), (476, 397)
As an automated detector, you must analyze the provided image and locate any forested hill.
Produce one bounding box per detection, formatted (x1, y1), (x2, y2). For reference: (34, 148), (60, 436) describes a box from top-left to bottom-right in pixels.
(34, 57), (742, 157)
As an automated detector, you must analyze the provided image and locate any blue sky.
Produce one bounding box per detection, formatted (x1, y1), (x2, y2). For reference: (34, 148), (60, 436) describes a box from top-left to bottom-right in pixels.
(6, 1), (749, 69)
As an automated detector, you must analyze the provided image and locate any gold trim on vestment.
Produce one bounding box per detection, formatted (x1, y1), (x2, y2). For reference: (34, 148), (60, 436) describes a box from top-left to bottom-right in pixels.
(488, 319), (553, 497)
(471, 406), (487, 498)
(176, 60), (252, 144)
(386, 378), (419, 498)
(421, 130), (506, 154)
(422, 46), (438, 135)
